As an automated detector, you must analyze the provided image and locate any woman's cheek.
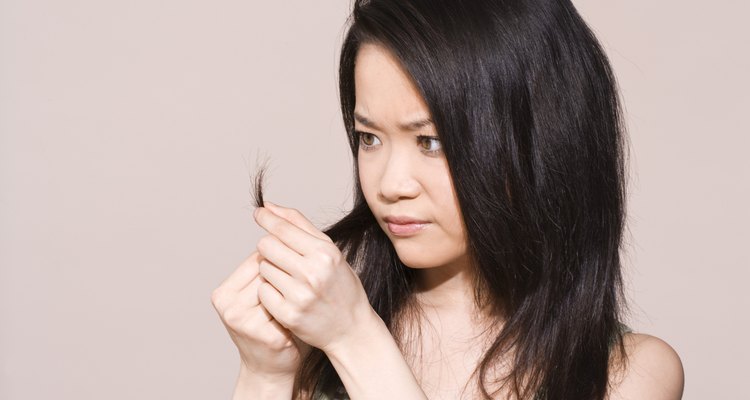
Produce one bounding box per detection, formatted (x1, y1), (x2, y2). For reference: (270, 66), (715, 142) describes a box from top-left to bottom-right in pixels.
(357, 160), (378, 204)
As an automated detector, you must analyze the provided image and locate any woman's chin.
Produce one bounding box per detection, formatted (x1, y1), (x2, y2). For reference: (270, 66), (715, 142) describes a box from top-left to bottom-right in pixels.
(385, 228), (468, 270)
(392, 241), (471, 272)
(399, 259), (435, 269)
(393, 248), (452, 270)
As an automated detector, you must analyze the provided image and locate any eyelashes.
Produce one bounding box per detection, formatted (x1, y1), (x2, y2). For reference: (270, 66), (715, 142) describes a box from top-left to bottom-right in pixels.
(417, 136), (442, 154)
(357, 131), (380, 149)
(355, 130), (443, 156)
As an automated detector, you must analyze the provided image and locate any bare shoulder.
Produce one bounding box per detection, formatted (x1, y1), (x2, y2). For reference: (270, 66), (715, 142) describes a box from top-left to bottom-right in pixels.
(608, 332), (684, 400)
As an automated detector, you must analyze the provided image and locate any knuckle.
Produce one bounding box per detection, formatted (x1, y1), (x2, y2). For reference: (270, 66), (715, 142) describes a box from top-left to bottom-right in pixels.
(324, 243), (343, 263)
(306, 272), (325, 293)
(321, 243), (343, 264)
(210, 288), (226, 308)
(331, 250), (343, 265)
(243, 250), (260, 264)
(295, 288), (315, 308)
(290, 207), (303, 219)
(316, 248), (335, 265)
(285, 309), (302, 329)
(221, 305), (245, 326)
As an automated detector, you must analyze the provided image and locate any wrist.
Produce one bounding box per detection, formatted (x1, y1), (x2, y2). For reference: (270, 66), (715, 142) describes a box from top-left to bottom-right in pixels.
(322, 306), (384, 357)
(320, 308), (427, 399)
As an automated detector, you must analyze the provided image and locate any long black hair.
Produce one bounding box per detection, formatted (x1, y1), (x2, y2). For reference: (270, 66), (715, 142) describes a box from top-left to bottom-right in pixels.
(282, 0), (630, 398)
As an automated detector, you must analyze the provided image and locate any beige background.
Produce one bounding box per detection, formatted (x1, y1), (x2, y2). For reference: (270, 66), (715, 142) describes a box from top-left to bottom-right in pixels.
(1, 1), (747, 398)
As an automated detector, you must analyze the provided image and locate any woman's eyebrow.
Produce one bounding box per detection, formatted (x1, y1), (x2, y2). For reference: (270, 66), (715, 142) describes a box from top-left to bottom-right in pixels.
(354, 111), (433, 131)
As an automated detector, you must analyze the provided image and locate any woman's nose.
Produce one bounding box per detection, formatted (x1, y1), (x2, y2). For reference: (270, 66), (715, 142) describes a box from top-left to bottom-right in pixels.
(378, 148), (420, 202)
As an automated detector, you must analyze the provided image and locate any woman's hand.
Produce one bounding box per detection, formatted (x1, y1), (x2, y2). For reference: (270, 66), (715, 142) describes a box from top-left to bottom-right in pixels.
(252, 201), (376, 353)
(252, 201), (427, 399)
(210, 251), (306, 380)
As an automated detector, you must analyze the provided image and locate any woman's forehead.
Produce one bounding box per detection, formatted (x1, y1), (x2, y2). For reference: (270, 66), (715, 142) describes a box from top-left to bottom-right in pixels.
(354, 44), (431, 130)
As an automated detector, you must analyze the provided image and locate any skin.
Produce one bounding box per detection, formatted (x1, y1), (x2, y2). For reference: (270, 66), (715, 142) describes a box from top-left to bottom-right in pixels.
(353, 42), (497, 398)
(353, 44), (474, 297)
(211, 42), (685, 399)
(214, 201), (426, 400)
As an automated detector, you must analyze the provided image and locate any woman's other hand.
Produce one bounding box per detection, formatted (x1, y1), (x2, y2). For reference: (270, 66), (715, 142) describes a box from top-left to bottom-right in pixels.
(210, 251), (305, 381)
(252, 201), (377, 353)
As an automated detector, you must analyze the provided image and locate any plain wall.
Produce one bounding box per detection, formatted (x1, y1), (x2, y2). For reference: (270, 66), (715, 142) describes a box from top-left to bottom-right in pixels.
(1, 1), (747, 398)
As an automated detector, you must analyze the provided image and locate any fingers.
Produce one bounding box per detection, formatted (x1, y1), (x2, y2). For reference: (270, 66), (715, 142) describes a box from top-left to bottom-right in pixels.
(236, 273), (264, 307)
(219, 251), (262, 292)
(258, 280), (290, 327)
(253, 204), (332, 257)
(253, 206), (319, 256)
(256, 235), (306, 279)
(263, 317), (295, 344)
(264, 201), (333, 243)
(258, 297), (275, 322)
(212, 252), (262, 311)
(258, 258), (303, 300)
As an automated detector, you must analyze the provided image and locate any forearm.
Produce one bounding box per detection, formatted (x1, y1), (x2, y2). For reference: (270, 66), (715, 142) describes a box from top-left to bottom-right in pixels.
(324, 309), (427, 400)
(232, 364), (295, 400)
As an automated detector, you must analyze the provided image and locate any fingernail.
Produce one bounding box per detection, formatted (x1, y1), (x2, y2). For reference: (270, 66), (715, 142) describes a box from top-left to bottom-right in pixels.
(265, 201), (277, 208)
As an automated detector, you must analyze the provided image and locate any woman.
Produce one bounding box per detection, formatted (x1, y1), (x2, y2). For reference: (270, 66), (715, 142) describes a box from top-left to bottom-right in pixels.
(211, 0), (684, 398)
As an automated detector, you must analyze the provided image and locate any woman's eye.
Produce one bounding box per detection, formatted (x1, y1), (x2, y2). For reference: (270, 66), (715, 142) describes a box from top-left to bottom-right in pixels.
(418, 136), (442, 154)
(357, 131), (380, 150)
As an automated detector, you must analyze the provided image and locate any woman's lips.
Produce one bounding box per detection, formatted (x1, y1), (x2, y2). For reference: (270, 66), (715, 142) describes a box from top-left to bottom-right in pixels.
(387, 222), (428, 236)
(384, 216), (430, 236)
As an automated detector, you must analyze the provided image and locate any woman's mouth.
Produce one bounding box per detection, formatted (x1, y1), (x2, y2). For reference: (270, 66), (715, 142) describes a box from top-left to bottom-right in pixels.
(384, 216), (429, 236)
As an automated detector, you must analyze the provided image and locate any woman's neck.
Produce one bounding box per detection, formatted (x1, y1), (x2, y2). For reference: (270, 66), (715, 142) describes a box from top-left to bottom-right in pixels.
(398, 257), (505, 398)
(412, 254), (497, 320)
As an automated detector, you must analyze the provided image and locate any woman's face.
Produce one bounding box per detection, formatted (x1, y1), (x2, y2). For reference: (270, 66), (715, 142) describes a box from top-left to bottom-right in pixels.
(354, 43), (470, 270)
